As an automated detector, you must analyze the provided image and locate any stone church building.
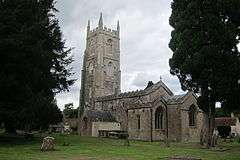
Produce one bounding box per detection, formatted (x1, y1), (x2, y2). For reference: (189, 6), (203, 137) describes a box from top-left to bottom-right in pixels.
(78, 13), (207, 142)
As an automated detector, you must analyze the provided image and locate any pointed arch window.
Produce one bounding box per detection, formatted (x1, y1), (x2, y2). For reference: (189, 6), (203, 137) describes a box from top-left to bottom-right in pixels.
(106, 39), (113, 54)
(189, 105), (196, 126)
(155, 107), (164, 129)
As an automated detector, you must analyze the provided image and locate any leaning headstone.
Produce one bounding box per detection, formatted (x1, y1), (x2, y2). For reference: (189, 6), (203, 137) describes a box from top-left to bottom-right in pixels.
(41, 136), (55, 151)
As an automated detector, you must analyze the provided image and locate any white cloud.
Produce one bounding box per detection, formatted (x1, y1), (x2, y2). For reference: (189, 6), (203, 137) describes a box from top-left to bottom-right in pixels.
(55, 0), (184, 110)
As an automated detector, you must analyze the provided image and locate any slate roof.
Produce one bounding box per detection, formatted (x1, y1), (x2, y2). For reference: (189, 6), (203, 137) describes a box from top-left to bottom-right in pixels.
(215, 117), (237, 126)
(96, 80), (173, 101)
(84, 110), (116, 122)
(164, 94), (186, 103)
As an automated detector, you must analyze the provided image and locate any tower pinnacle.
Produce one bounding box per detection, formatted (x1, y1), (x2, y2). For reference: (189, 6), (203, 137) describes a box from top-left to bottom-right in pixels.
(117, 20), (120, 31)
(87, 20), (90, 33)
(87, 20), (90, 28)
(98, 12), (103, 29)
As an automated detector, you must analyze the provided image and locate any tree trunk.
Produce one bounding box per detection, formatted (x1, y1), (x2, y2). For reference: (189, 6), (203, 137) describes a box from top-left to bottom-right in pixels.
(207, 103), (215, 148)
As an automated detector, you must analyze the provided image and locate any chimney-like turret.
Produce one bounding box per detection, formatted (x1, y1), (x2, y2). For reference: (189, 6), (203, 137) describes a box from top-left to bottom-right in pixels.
(87, 20), (90, 35)
(98, 12), (103, 29)
(117, 20), (120, 36)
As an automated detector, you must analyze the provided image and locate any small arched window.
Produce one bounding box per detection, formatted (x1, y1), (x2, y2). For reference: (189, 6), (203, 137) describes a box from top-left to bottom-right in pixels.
(155, 107), (164, 129)
(189, 105), (196, 126)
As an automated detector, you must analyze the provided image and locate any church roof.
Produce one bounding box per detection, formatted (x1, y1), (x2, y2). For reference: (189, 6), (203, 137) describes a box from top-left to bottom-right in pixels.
(215, 117), (237, 126)
(84, 110), (116, 122)
(144, 80), (173, 96)
(164, 94), (186, 103)
(163, 91), (198, 105)
(96, 80), (173, 101)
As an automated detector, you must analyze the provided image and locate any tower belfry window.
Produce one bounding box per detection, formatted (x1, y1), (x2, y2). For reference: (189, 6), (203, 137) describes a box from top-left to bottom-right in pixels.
(106, 39), (113, 55)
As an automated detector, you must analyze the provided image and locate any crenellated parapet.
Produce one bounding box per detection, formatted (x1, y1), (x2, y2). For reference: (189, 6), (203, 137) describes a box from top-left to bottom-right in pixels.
(87, 27), (119, 38)
(87, 12), (119, 39)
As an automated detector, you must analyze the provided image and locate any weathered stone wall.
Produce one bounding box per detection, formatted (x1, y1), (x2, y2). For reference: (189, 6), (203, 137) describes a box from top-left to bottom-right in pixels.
(149, 87), (171, 101)
(128, 108), (152, 141)
(86, 88), (207, 143)
(180, 94), (207, 142)
(80, 119), (92, 136)
(167, 104), (182, 141)
(95, 95), (148, 131)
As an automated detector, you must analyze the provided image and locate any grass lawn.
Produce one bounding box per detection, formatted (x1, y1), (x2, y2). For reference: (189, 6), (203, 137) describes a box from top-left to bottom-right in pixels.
(0, 133), (240, 160)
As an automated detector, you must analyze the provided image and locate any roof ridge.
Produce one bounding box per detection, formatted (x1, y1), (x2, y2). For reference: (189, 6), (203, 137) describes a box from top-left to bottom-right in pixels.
(95, 80), (174, 101)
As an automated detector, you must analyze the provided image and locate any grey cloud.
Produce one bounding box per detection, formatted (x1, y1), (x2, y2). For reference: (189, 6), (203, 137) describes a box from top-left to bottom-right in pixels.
(131, 72), (184, 95)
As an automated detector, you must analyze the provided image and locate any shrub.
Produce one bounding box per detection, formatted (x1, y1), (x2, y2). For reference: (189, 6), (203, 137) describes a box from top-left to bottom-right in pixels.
(238, 137), (240, 143)
(217, 126), (231, 138)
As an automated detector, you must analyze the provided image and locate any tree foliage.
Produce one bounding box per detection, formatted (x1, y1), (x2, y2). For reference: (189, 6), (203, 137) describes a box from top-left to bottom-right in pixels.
(169, 0), (240, 147)
(169, 0), (240, 104)
(63, 103), (78, 119)
(0, 0), (74, 132)
(217, 126), (231, 138)
(215, 108), (231, 117)
(145, 81), (154, 89)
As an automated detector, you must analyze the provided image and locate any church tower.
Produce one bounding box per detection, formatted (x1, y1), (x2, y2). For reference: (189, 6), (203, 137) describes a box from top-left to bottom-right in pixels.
(79, 13), (121, 113)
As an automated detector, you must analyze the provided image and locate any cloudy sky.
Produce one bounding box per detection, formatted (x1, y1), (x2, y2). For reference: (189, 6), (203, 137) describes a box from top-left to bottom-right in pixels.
(55, 0), (185, 110)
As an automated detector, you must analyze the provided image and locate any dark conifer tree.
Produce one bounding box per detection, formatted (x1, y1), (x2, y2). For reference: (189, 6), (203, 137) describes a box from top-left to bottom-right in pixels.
(0, 0), (74, 132)
(169, 0), (240, 147)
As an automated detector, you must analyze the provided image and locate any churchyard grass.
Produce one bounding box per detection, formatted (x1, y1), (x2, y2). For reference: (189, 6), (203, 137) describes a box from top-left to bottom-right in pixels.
(0, 133), (239, 160)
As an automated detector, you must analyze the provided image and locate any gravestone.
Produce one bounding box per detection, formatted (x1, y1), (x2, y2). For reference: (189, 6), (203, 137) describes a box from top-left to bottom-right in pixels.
(41, 136), (55, 151)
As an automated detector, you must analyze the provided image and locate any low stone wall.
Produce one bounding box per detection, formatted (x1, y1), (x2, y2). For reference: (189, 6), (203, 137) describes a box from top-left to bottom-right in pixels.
(92, 122), (121, 137)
